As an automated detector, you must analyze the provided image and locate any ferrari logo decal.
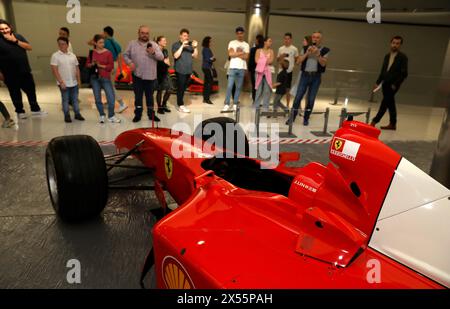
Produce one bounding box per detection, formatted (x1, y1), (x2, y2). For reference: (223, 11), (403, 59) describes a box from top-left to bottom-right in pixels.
(162, 256), (194, 289)
(330, 138), (360, 162)
(333, 138), (344, 151)
(164, 155), (173, 179)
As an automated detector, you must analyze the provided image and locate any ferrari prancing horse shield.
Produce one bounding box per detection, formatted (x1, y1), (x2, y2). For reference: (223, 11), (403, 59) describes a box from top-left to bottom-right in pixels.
(164, 154), (173, 179)
(334, 139), (344, 151)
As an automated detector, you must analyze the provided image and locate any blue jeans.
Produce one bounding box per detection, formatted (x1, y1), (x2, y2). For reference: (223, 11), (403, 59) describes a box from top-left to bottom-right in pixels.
(225, 69), (245, 105)
(292, 73), (322, 121)
(60, 85), (80, 116)
(91, 76), (115, 118)
(254, 75), (272, 110)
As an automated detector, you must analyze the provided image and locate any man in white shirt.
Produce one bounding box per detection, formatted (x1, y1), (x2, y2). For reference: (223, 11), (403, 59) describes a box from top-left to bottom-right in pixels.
(223, 26), (250, 112)
(50, 37), (84, 123)
(277, 32), (299, 108)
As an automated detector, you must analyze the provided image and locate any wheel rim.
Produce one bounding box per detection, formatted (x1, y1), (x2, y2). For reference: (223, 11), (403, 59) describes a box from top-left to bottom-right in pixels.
(46, 154), (59, 210)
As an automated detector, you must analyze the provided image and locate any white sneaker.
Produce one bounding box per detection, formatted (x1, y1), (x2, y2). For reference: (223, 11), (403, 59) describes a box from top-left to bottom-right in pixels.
(2, 119), (15, 128)
(178, 106), (190, 113)
(31, 110), (48, 116)
(232, 104), (237, 111)
(99, 115), (105, 123)
(117, 104), (128, 113)
(17, 113), (27, 119)
(222, 105), (230, 112)
(108, 116), (121, 123)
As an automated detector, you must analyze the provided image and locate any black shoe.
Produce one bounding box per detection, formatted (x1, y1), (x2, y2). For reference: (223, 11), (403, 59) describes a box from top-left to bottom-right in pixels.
(74, 114), (85, 121)
(157, 108), (165, 114)
(203, 100), (213, 105)
(64, 115), (72, 123)
(133, 115), (141, 123)
(162, 106), (171, 113)
(303, 119), (309, 126)
(148, 113), (161, 122)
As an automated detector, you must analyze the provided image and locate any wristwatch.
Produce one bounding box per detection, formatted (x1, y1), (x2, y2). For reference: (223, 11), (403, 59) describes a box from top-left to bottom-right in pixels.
(15, 39), (19, 45)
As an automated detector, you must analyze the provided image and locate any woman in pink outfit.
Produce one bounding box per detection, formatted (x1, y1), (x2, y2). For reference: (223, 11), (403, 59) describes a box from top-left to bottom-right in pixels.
(254, 37), (274, 112)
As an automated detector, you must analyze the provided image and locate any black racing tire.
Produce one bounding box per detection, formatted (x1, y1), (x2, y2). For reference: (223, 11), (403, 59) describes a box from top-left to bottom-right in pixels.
(46, 135), (108, 222)
(194, 117), (249, 157)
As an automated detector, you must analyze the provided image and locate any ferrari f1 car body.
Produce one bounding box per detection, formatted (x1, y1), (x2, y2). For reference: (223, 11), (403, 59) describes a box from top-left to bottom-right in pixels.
(46, 119), (450, 289)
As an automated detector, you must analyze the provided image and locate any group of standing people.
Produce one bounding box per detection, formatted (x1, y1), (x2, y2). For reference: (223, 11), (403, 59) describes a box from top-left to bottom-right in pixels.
(221, 27), (330, 127)
(0, 18), (408, 130)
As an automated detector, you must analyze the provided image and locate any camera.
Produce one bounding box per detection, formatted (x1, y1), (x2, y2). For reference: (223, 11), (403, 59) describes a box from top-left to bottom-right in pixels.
(187, 41), (193, 46)
(147, 43), (152, 48)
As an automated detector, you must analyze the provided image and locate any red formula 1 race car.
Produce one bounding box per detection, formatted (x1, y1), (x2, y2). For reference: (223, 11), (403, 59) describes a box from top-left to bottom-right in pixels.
(45, 118), (450, 289)
(112, 60), (219, 94)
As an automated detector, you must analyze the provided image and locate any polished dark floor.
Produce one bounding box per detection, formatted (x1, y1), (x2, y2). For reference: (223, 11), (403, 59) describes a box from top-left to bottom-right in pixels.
(0, 142), (437, 288)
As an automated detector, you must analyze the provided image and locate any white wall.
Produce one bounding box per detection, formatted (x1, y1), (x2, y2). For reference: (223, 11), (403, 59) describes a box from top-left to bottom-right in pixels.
(12, 2), (450, 106)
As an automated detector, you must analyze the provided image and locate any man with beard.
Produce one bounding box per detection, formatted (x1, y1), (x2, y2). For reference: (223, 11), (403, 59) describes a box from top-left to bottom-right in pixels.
(371, 36), (408, 130)
(123, 25), (164, 122)
(0, 19), (46, 119)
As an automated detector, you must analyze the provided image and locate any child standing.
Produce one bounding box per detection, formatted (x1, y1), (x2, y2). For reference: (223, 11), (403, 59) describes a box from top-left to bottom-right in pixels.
(50, 37), (85, 123)
(272, 59), (290, 114)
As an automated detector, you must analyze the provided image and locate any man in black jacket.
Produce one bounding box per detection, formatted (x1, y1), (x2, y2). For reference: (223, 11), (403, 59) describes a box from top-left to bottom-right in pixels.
(371, 36), (408, 130)
(0, 19), (46, 119)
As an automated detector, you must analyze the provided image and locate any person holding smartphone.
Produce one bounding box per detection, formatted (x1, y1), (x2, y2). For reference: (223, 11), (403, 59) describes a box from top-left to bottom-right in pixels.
(277, 33), (299, 108)
(172, 28), (198, 113)
(86, 34), (121, 124)
(123, 25), (164, 122)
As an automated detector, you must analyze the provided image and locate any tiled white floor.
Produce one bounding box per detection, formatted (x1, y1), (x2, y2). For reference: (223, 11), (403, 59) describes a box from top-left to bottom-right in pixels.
(0, 82), (446, 143)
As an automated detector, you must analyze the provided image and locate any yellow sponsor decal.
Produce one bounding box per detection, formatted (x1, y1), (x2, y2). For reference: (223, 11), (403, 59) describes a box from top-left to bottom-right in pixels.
(162, 256), (194, 289)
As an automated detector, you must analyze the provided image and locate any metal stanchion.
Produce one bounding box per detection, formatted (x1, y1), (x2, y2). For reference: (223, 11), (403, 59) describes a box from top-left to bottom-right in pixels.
(310, 108), (332, 137)
(254, 107), (296, 138)
(365, 107), (371, 124)
(329, 88), (341, 106)
(336, 107), (372, 129)
(279, 108), (296, 138)
(221, 105), (240, 123)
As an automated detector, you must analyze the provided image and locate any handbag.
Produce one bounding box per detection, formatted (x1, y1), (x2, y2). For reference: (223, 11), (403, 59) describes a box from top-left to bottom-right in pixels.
(88, 50), (99, 79)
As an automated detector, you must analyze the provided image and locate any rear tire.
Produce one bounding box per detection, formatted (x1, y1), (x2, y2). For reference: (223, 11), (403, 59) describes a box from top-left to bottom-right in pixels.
(46, 135), (108, 222)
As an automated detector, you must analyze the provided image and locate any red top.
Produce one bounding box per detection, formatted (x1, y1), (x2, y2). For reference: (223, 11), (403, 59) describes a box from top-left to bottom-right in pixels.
(86, 49), (114, 79)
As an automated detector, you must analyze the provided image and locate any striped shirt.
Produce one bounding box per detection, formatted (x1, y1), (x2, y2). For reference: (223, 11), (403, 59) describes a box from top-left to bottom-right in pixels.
(123, 39), (164, 80)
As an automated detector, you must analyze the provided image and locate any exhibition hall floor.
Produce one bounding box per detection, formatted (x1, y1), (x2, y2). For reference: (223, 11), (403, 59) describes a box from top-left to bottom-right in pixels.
(0, 82), (446, 144)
